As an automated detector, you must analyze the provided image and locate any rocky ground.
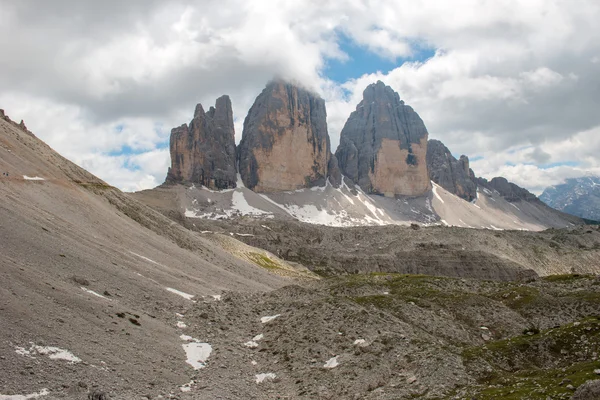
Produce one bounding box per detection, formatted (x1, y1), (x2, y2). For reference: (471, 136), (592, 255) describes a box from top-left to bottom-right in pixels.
(178, 217), (600, 279)
(147, 273), (600, 399)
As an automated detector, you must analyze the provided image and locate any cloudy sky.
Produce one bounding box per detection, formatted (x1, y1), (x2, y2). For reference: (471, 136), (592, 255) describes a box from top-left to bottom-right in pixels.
(1, 0), (599, 194)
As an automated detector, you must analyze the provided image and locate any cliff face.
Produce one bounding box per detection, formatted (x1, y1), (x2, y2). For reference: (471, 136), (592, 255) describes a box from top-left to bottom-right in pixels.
(166, 95), (237, 189)
(427, 139), (478, 201)
(335, 81), (431, 197)
(237, 80), (339, 192)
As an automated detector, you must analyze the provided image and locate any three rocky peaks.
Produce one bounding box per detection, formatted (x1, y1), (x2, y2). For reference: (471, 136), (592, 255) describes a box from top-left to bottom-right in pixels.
(166, 79), (535, 202)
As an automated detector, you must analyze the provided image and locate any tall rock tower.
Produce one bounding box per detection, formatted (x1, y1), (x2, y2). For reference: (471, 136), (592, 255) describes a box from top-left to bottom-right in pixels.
(166, 95), (237, 189)
(335, 81), (431, 197)
(237, 80), (341, 192)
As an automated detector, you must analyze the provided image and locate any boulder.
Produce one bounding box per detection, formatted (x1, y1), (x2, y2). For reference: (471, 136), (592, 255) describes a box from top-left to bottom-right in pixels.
(166, 95), (237, 189)
(335, 81), (431, 197)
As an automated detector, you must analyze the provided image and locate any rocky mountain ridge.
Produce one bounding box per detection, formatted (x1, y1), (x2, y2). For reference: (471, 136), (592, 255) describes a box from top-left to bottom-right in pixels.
(161, 79), (578, 229)
(541, 176), (600, 221)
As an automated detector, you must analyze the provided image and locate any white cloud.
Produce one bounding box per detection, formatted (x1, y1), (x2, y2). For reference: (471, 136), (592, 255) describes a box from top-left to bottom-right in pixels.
(0, 0), (599, 193)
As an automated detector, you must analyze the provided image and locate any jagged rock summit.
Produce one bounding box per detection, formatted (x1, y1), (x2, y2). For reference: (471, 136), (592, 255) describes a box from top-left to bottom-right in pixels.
(166, 95), (237, 190)
(335, 80), (431, 197)
(427, 139), (477, 202)
(237, 80), (341, 192)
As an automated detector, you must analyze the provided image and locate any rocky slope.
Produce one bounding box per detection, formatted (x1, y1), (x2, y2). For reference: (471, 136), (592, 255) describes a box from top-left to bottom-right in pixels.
(2, 108), (600, 400)
(336, 81), (431, 197)
(166, 95), (237, 189)
(237, 80), (340, 192)
(541, 176), (600, 221)
(427, 139), (478, 201)
(0, 110), (303, 399)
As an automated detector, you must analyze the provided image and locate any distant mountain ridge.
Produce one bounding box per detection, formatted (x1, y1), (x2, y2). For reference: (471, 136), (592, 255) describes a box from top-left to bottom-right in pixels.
(540, 176), (600, 221)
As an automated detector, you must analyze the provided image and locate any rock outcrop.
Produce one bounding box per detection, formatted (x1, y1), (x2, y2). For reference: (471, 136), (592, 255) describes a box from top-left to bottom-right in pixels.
(477, 176), (539, 203)
(335, 81), (431, 197)
(427, 139), (478, 201)
(166, 95), (237, 189)
(238, 80), (339, 192)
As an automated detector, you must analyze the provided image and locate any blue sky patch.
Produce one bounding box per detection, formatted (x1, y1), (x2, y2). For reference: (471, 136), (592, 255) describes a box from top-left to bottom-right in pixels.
(323, 33), (435, 83)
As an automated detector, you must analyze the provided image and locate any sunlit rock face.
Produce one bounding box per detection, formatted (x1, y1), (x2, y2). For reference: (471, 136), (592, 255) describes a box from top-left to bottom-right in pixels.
(238, 80), (340, 192)
(336, 81), (431, 197)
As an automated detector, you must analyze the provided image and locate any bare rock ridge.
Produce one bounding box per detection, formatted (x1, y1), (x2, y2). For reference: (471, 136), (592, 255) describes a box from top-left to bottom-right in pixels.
(477, 176), (539, 203)
(427, 139), (477, 201)
(238, 80), (340, 192)
(166, 95), (237, 189)
(335, 80), (431, 197)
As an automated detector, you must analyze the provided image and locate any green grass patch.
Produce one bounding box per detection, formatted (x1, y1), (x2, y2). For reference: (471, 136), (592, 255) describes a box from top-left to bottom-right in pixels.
(247, 252), (282, 270)
(459, 317), (600, 399)
(543, 274), (592, 283)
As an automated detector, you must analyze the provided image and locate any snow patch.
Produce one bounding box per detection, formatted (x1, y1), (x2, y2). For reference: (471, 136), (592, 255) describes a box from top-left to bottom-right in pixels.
(176, 321), (187, 329)
(323, 356), (339, 369)
(129, 252), (160, 265)
(0, 389), (50, 400)
(231, 191), (271, 216)
(255, 373), (277, 383)
(353, 339), (366, 346)
(182, 342), (212, 369)
(180, 381), (194, 392)
(80, 287), (109, 300)
(212, 294), (222, 301)
(16, 344), (81, 363)
(22, 176), (45, 181)
(432, 183), (445, 204)
(261, 314), (281, 323)
(166, 287), (195, 300)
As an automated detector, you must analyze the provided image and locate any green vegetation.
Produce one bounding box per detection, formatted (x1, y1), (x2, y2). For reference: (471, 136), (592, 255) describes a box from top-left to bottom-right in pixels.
(489, 286), (541, 309)
(460, 317), (600, 399)
(543, 273), (592, 283)
(247, 252), (282, 270)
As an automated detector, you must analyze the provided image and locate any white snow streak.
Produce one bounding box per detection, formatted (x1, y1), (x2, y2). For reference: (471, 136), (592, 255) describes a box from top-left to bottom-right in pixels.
(255, 373), (277, 383)
(22, 176), (45, 181)
(80, 287), (109, 300)
(261, 314), (281, 323)
(0, 389), (50, 399)
(166, 287), (195, 300)
(432, 184), (445, 204)
(16, 344), (81, 363)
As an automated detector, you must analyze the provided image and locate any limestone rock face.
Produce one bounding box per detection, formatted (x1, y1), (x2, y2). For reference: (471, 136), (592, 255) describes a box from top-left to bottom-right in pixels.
(166, 95), (237, 189)
(238, 80), (338, 192)
(427, 139), (478, 201)
(335, 81), (431, 197)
